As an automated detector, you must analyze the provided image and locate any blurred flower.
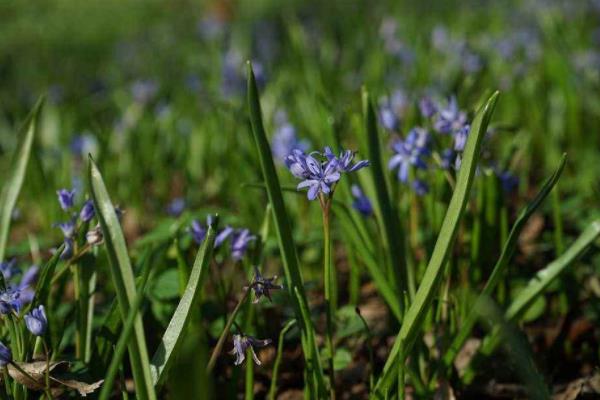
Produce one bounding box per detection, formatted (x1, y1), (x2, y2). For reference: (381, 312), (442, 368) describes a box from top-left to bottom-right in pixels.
(57, 221), (76, 239)
(498, 170), (519, 193)
(351, 185), (373, 217)
(18, 266), (38, 305)
(440, 149), (456, 170)
(271, 112), (309, 162)
(215, 226), (234, 247)
(453, 124), (470, 152)
(86, 225), (103, 246)
(0, 288), (22, 314)
(80, 200), (95, 223)
(57, 189), (76, 211)
(419, 96), (438, 118)
(166, 198), (186, 217)
(189, 218), (232, 248)
(378, 90), (409, 132)
(70, 134), (98, 158)
(229, 334), (272, 366)
(60, 239), (74, 260)
(130, 79), (158, 104)
(412, 179), (429, 196)
(230, 229), (256, 261)
(248, 266), (282, 303)
(0, 259), (18, 281)
(189, 220), (207, 244)
(434, 97), (467, 135)
(24, 305), (47, 336)
(0, 341), (11, 367)
(388, 128), (431, 182)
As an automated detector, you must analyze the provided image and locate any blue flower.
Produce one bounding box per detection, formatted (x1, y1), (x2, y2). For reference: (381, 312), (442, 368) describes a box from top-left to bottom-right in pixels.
(189, 220), (207, 244)
(0, 259), (18, 281)
(351, 185), (373, 217)
(231, 229), (256, 261)
(79, 200), (95, 222)
(57, 189), (76, 211)
(272, 111), (309, 163)
(498, 171), (519, 193)
(388, 128), (431, 182)
(296, 154), (341, 200)
(229, 334), (272, 366)
(412, 179), (429, 196)
(24, 305), (47, 336)
(215, 226), (234, 248)
(325, 148), (370, 173)
(453, 124), (470, 152)
(0, 341), (11, 367)
(378, 90), (408, 132)
(434, 97), (467, 135)
(0, 288), (22, 315)
(60, 239), (74, 260)
(57, 221), (76, 239)
(285, 149), (312, 179)
(419, 96), (438, 119)
(189, 217), (233, 248)
(166, 198), (186, 217)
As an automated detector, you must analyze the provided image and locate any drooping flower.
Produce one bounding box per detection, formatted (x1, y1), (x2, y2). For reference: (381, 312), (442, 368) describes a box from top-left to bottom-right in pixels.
(433, 96), (468, 135)
(79, 200), (95, 222)
(57, 189), (76, 211)
(248, 266), (282, 303)
(229, 334), (272, 366)
(230, 229), (256, 261)
(0, 341), (12, 367)
(388, 128), (431, 182)
(24, 305), (47, 336)
(351, 185), (373, 217)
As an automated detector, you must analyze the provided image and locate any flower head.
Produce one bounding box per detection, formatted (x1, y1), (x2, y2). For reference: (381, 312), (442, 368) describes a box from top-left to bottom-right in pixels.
(79, 200), (95, 222)
(57, 189), (76, 211)
(248, 266), (282, 303)
(166, 198), (186, 217)
(296, 153), (341, 200)
(434, 96), (467, 135)
(351, 185), (373, 217)
(0, 288), (22, 315)
(0, 341), (12, 367)
(24, 305), (47, 336)
(231, 229), (256, 261)
(388, 127), (431, 182)
(229, 334), (272, 366)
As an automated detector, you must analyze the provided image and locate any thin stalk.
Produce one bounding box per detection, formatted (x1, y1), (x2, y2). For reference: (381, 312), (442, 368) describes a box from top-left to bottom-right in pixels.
(321, 195), (336, 399)
(207, 289), (251, 372)
(268, 320), (297, 400)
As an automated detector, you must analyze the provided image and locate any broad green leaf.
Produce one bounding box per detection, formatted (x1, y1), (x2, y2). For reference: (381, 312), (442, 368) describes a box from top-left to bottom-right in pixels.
(150, 221), (217, 387)
(371, 91), (500, 398)
(246, 62), (325, 385)
(442, 154), (566, 368)
(88, 157), (156, 400)
(0, 97), (44, 263)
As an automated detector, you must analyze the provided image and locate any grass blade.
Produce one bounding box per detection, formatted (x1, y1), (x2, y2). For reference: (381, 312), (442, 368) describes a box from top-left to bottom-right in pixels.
(371, 91), (500, 398)
(268, 319), (297, 400)
(31, 244), (63, 308)
(88, 157), (156, 400)
(442, 153), (567, 368)
(246, 62), (325, 388)
(0, 97), (44, 263)
(150, 219), (218, 386)
(362, 88), (407, 313)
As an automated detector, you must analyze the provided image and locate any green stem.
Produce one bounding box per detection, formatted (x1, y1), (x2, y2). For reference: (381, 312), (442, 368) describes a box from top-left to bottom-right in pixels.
(207, 289), (251, 372)
(268, 320), (297, 400)
(321, 196), (336, 399)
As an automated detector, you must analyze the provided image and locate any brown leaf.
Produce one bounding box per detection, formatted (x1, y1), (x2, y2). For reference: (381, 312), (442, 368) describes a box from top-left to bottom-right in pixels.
(50, 376), (103, 397)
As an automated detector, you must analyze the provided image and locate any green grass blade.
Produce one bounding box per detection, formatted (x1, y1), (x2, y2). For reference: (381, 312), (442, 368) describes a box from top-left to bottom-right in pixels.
(362, 88), (406, 312)
(442, 153), (567, 368)
(463, 218), (600, 381)
(246, 62), (325, 384)
(268, 319), (297, 400)
(150, 220), (217, 387)
(0, 97), (44, 263)
(88, 157), (156, 400)
(99, 254), (153, 400)
(31, 244), (63, 308)
(371, 91), (500, 398)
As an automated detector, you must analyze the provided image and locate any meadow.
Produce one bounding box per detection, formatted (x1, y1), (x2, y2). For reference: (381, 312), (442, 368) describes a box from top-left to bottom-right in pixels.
(0, 0), (600, 398)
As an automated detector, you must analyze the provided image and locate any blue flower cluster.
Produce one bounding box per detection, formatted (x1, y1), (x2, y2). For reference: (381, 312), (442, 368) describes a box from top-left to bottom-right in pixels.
(0, 260), (38, 315)
(285, 147), (369, 200)
(55, 188), (97, 259)
(189, 217), (256, 261)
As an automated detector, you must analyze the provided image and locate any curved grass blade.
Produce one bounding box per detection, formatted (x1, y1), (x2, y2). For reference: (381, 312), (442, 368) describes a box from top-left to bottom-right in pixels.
(88, 157), (156, 400)
(362, 88), (406, 313)
(371, 91), (500, 398)
(150, 219), (218, 387)
(0, 97), (45, 264)
(246, 61), (325, 387)
(268, 319), (297, 400)
(442, 153), (567, 369)
(99, 253), (153, 400)
(463, 219), (600, 382)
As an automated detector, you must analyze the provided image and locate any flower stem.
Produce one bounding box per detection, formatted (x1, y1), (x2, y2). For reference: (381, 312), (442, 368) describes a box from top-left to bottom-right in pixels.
(321, 197), (336, 399)
(207, 289), (251, 372)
